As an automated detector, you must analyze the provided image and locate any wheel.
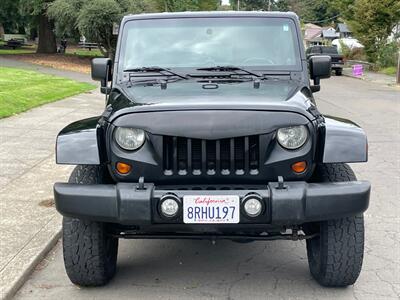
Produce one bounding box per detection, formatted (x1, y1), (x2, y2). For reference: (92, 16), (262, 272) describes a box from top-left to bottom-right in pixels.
(62, 165), (118, 286)
(306, 163), (364, 287)
(335, 69), (342, 76)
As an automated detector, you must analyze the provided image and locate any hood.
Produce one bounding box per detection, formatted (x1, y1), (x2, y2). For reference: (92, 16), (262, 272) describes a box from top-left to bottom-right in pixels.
(107, 79), (314, 121)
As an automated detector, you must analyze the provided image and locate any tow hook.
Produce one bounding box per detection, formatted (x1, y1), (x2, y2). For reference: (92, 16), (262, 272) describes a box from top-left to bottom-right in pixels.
(136, 176), (145, 190)
(276, 176), (287, 190)
(291, 226), (299, 241)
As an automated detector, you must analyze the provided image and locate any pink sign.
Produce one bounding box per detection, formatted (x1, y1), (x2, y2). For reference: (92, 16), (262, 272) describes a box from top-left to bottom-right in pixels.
(352, 64), (363, 77)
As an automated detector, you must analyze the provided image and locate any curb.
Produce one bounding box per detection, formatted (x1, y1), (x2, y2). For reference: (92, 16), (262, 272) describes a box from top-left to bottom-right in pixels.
(0, 215), (62, 300)
(342, 72), (399, 88)
(342, 72), (400, 88)
(342, 72), (364, 81)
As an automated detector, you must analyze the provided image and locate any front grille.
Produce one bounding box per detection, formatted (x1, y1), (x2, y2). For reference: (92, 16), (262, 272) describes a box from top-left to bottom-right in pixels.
(163, 136), (260, 176)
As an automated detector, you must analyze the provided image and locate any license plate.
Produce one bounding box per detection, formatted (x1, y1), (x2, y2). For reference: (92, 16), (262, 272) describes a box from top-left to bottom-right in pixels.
(183, 195), (240, 224)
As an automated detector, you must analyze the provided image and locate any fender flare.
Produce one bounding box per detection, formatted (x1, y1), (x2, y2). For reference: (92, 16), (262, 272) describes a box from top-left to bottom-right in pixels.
(322, 116), (368, 163)
(56, 116), (106, 165)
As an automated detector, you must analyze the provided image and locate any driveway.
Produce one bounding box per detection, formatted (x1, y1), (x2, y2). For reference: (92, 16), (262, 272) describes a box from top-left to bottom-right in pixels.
(15, 76), (400, 300)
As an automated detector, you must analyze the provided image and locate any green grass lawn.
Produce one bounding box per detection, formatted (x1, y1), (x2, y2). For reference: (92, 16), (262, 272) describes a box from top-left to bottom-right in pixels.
(0, 67), (95, 118)
(66, 48), (104, 58)
(379, 66), (396, 76)
(0, 48), (36, 55)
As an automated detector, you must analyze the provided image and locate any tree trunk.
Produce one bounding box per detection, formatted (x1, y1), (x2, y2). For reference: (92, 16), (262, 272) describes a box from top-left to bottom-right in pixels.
(0, 23), (4, 38)
(36, 12), (57, 54)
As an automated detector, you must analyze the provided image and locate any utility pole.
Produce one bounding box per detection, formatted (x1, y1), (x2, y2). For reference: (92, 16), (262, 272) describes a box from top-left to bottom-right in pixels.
(237, 0), (240, 11)
(268, 0), (271, 11)
(397, 50), (400, 85)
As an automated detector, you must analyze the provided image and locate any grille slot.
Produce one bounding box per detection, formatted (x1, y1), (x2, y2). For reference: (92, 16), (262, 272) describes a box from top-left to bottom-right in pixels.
(163, 136), (260, 176)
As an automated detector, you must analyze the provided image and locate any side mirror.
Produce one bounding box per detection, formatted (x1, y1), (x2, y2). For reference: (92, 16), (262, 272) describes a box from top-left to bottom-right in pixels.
(91, 58), (112, 94)
(309, 56), (331, 93)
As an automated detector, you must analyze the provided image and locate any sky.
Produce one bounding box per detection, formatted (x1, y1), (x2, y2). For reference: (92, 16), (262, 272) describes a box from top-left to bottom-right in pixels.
(221, 0), (230, 5)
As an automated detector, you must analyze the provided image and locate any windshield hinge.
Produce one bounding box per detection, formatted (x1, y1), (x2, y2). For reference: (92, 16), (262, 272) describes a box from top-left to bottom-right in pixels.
(102, 104), (113, 119)
(290, 72), (302, 81)
(307, 105), (324, 123)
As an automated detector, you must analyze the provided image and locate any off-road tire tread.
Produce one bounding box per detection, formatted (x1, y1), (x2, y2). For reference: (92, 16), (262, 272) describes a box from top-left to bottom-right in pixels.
(63, 165), (118, 286)
(307, 163), (364, 287)
(313, 163), (356, 182)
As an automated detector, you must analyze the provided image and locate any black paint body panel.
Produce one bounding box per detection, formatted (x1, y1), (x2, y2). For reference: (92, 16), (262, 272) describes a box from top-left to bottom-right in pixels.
(113, 110), (309, 140)
(56, 116), (104, 165)
(322, 116), (368, 163)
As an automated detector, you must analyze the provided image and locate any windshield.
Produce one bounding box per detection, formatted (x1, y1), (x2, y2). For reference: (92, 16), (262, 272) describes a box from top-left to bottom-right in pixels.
(119, 17), (301, 71)
(322, 47), (338, 54)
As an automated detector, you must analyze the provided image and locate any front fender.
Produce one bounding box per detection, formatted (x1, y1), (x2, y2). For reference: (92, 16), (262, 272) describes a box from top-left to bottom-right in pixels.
(322, 116), (368, 163)
(56, 116), (106, 165)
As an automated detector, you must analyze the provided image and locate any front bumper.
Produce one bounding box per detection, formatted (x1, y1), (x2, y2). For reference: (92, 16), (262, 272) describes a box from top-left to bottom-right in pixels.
(54, 180), (370, 226)
(332, 62), (344, 69)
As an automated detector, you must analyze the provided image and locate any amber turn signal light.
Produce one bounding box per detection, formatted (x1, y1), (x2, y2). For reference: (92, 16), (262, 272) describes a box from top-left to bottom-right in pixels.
(116, 162), (132, 174)
(291, 161), (307, 173)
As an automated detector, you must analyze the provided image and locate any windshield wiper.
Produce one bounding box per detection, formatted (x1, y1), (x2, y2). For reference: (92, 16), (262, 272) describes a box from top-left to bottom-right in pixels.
(123, 66), (187, 80)
(196, 66), (262, 78)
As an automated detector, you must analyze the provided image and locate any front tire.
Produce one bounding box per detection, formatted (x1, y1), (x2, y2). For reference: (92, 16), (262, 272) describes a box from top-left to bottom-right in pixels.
(335, 69), (342, 76)
(306, 163), (364, 287)
(62, 165), (118, 286)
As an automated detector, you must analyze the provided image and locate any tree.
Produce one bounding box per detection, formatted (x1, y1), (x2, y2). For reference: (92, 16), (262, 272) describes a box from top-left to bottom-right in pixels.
(20, 0), (57, 53)
(230, 0), (278, 11)
(348, 0), (400, 62)
(303, 1), (339, 24)
(331, 0), (355, 21)
(158, 0), (219, 12)
(47, 0), (160, 58)
(47, 0), (220, 58)
(229, 0), (342, 26)
(0, 0), (29, 34)
(229, 0), (304, 14)
(77, 0), (122, 58)
(46, 0), (82, 40)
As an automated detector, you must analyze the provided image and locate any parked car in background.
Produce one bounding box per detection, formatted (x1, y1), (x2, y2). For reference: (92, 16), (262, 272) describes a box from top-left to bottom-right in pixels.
(306, 46), (344, 75)
(332, 38), (364, 52)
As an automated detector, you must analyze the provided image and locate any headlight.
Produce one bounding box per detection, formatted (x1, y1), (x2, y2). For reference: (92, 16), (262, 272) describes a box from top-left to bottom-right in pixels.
(114, 127), (145, 150)
(277, 125), (308, 150)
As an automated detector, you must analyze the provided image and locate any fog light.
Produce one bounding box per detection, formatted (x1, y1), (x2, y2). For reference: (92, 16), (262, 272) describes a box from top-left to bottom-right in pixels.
(291, 161), (307, 173)
(116, 162), (131, 174)
(160, 195), (180, 218)
(243, 194), (263, 217)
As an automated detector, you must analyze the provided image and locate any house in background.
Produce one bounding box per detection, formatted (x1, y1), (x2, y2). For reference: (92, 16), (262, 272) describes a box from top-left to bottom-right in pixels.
(303, 23), (323, 47)
(304, 24), (339, 47)
(337, 23), (352, 38)
(322, 27), (340, 41)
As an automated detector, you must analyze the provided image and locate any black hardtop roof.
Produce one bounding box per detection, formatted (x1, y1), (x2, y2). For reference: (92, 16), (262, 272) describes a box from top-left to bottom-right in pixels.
(122, 11), (299, 23)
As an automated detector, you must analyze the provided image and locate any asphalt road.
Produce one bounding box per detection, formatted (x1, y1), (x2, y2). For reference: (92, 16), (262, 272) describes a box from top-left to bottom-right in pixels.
(15, 76), (400, 300)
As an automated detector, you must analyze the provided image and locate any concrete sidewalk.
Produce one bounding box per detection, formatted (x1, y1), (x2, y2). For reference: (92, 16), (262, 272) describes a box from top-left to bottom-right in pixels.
(342, 67), (398, 86)
(0, 73), (103, 299)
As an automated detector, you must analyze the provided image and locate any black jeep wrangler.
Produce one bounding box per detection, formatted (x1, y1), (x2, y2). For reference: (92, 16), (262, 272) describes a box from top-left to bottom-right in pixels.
(54, 12), (370, 288)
